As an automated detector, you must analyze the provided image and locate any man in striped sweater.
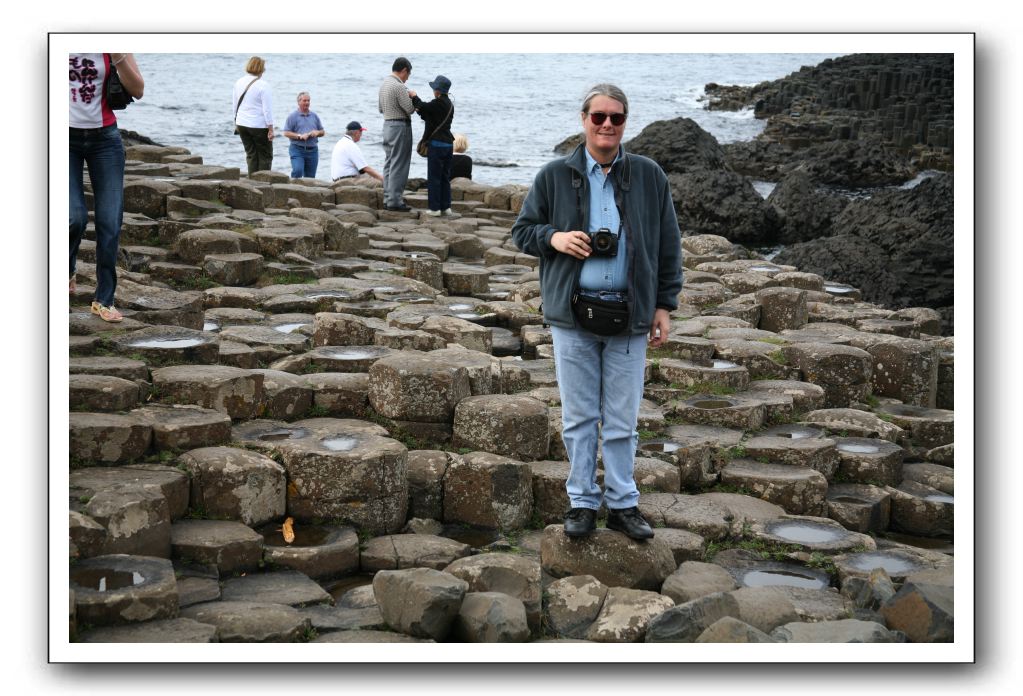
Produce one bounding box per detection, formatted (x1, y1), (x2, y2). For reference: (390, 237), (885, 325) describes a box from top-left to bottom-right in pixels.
(377, 57), (417, 211)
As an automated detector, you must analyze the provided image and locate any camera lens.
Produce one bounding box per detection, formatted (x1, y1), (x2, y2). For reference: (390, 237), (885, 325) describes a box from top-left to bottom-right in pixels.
(594, 236), (610, 251)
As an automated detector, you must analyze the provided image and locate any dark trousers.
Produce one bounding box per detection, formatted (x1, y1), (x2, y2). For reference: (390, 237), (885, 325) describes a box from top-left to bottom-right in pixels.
(237, 125), (273, 175)
(70, 125), (125, 307)
(427, 144), (453, 211)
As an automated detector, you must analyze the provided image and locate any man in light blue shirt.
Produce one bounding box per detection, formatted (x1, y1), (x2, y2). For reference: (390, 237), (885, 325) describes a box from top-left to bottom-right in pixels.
(283, 91), (325, 179)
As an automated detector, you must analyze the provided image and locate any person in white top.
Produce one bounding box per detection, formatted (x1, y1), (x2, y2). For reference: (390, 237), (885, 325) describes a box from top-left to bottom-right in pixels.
(232, 56), (274, 175)
(330, 121), (383, 182)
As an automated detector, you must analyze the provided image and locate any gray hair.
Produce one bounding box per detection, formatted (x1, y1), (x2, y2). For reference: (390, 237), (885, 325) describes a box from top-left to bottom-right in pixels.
(296, 91), (310, 102)
(581, 83), (629, 115)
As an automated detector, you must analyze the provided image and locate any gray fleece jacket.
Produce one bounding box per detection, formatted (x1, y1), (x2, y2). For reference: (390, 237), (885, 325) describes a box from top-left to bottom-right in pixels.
(511, 144), (684, 334)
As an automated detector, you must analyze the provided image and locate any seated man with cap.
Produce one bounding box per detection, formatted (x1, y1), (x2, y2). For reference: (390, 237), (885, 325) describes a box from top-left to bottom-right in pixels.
(330, 121), (384, 182)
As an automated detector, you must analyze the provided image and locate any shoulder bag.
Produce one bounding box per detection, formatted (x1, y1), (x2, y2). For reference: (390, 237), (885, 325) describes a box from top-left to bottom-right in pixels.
(104, 57), (134, 110)
(417, 99), (454, 157)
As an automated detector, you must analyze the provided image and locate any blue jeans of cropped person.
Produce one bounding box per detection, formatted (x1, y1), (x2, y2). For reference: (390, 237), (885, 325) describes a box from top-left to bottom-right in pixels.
(289, 143), (318, 179)
(550, 325), (648, 511)
(427, 141), (453, 211)
(70, 124), (125, 307)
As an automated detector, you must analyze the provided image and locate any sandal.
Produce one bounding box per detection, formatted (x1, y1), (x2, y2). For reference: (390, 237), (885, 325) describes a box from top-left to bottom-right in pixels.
(90, 301), (123, 323)
(69, 274), (76, 294)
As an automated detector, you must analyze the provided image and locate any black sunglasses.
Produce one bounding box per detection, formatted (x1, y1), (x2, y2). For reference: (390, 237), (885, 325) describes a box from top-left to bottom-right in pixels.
(587, 111), (627, 126)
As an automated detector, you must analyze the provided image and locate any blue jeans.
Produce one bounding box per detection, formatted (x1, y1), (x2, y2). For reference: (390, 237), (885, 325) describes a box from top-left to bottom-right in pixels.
(427, 142), (453, 211)
(70, 125), (125, 307)
(551, 325), (648, 510)
(289, 143), (319, 179)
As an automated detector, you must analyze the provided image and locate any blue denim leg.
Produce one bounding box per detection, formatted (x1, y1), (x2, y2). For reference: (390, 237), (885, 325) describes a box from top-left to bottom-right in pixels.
(551, 326), (648, 510)
(305, 147), (318, 179)
(70, 126), (125, 306)
(427, 145), (453, 211)
(69, 140), (88, 278)
(289, 143), (305, 178)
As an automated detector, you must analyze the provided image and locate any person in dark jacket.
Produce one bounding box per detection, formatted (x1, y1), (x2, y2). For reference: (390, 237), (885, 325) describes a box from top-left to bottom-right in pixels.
(450, 133), (472, 180)
(511, 83), (683, 540)
(412, 75), (455, 216)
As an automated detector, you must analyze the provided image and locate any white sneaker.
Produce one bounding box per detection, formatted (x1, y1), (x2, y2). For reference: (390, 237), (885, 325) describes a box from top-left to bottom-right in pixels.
(441, 208), (460, 217)
(424, 209), (442, 217)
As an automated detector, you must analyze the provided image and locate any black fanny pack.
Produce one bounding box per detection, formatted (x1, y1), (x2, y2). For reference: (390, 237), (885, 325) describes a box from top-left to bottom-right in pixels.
(571, 292), (630, 336)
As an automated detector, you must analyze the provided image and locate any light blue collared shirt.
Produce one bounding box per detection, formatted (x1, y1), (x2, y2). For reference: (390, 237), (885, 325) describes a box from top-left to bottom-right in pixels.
(577, 147), (627, 292)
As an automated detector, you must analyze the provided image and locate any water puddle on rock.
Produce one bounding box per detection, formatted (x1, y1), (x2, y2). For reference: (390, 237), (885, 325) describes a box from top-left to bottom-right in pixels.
(742, 569), (827, 590)
(129, 338), (205, 349)
(768, 522), (845, 544)
(326, 575), (375, 602)
(440, 525), (501, 548)
(258, 427), (310, 442)
(825, 285), (856, 294)
(326, 349), (379, 360)
(304, 291), (351, 300)
(639, 440), (683, 453)
(847, 553), (919, 575)
(924, 494), (955, 504)
(203, 322), (220, 332)
(749, 265), (779, 273)
(455, 313), (481, 321)
(260, 523), (333, 547)
(712, 360), (739, 369)
(837, 443), (880, 454)
(321, 436), (359, 451)
(71, 568), (145, 591)
(273, 323), (309, 334)
(448, 304), (473, 311)
(691, 399), (734, 410)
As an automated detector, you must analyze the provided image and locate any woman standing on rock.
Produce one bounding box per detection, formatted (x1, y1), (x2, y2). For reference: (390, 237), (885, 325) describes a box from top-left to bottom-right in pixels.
(512, 84), (683, 540)
(69, 52), (144, 322)
(233, 56), (275, 176)
(412, 75), (455, 216)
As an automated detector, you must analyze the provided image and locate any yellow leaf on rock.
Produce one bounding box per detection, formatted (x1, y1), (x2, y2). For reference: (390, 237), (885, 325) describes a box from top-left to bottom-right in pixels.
(282, 517), (295, 544)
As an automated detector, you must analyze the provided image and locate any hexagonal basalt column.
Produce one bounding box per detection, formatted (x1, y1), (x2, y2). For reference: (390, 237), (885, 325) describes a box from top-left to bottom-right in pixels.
(887, 481), (954, 537)
(170, 519), (264, 576)
(743, 434), (839, 480)
(202, 252), (264, 286)
(756, 287), (808, 333)
(312, 312), (386, 347)
(150, 365), (265, 419)
(782, 343), (873, 408)
(833, 437), (905, 486)
(749, 515), (875, 554)
(251, 369), (313, 420)
(421, 315), (494, 353)
(670, 394), (766, 430)
(70, 555), (178, 627)
(271, 345), (396, 374)
(444, 451), (533, 530)
(855, 336), (939, 407)
(275, 419), (408, 534)
(874, 403), (954, 450)
(130, 404), (232, 452)
(113, 326), (219, 365)
(80, 484), (171, 557)
(258, 524), (359, 581)
(746, 379), (826, 413)
(368, 353), (472, 423)
(802, 408), (904, 442)
(179, 446), (286, 526)
(719, 459), (828, 516)
(69, 374), (140, 412)
(656, 358), (750, 391)
(826, 483), (891, 533)
(70, 412), (152, 465)
(453, 394), (550, 461)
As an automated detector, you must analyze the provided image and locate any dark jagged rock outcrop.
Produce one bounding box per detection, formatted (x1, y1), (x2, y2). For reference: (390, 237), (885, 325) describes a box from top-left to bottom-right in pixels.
(626, 117), (729, 173)
(727, 138), (916, 188)
(766, 169), (850, 243)
(120, 129), (164, 148)
(773, 174), (953, 329)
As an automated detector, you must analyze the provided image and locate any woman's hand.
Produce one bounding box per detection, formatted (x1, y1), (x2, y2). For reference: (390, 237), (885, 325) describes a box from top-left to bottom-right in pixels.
(551, 231), (591, 260)
(267, 127), (275, 141)
(648, 308), (671, 348)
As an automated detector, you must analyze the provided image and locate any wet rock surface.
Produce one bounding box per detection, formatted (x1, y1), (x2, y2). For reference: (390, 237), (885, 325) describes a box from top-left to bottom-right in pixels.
(65, 99), (955, 643)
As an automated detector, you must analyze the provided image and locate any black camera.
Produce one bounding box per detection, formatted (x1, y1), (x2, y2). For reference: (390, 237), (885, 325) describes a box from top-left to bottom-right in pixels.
(588, 227), (619, 257)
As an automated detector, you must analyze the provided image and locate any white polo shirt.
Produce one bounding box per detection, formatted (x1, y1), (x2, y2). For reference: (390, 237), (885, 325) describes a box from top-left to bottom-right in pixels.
(331, 135), (369, 180)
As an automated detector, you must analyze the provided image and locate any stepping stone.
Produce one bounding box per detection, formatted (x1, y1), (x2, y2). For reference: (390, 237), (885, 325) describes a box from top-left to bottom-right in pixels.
(719, 272), (779, 295)
(443, 451), (533, 530)
(123, 179), (180, 217)
(771, 618), (898, 643)
(767, 586), (854, 623)
(453, 592), (530, 642)
(725, 586), (804, 634)
(693, 492), (786, 527)
(114, 279), (204, 329)
(709, 339), (799, 381)
(131, 404), (232, 452)
(69, 356), (149, 382)
(720, 459), (828, 516)
(782, 342), (873, 407)
(368, 352), (472, 423)
(695, 616), (777, 643)
(180, 600), (310, 642)
(70, 412), (151, 464)
(272, 418), (408, 534)
(69, 374), (140, 412)
(545, 575), (609, 639)
(360, 534), (471, 572)
(801, 408), (903, 442)
(374, 327), (448, 351)
(298, 372), (369, 417)
(71, 464), (189, 521)
(174, 228), (259, 264)
(585, 588), (675, 642)
(652, 527), (706, 565)
(420, 315), (493, 353)
(826, 483), (892, 533)
(250, 369), (312, 420)
(430, 347), (497, 394)
(452, 395), (549, 461)
(75, 483), (171, 557)
(638, 493), (733, 540)
(204, 286), (264, 310)
(150, 365), (265, 419)
(313, 312), (387, 346)
(875, 403), (954, 449)
(254, 226), (325, 260)
(749, 514), (876, 553)
(833, 436), (905, 485)
(850, 335), (940, 407)
(407, 450), (450, 520)
(832, 546), (953, 585)
(754, 287), (808, 333)
(902, 462), (954, 494)
(70, 555), (178, 627)
(217, 326), (309, 362)
(443, 553), (542, 632)
(645, 591), (742, 642)
(657, 357), (750, 391)
(541, 526), (676, 591)
(888, 480), (954, 537)
(629, 456), (681, 493)
(661, 561), (738, 605)
(880, 581), (954, 642)
(743, 434), (839, 479)
(113, 326), (219, 365)
(260, 525), (359, 580)
(372, 567), (469, 641)
(203, 307), (268, 329)
(78, 617), (217, 643)
(669, 394), (766, 430)
(170, 519), (264, 576)
(203, 252), (264, 286)
(179, 446), (286, 526)
(298, 604), (386, 633)
(270, 345), (396, 374)
(177, 575), (221, 608)
(220, 570), (332, 607)
(746, 379), (826, 412)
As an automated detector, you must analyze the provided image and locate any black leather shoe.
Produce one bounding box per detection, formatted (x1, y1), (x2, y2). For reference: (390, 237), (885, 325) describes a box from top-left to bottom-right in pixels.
(384, 204), (412, 212)
(563, 508), (597, 537)
(606, 506), (654, 540)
